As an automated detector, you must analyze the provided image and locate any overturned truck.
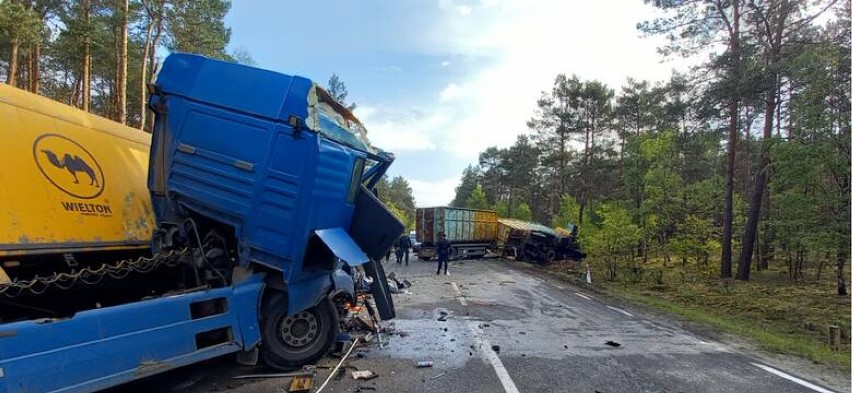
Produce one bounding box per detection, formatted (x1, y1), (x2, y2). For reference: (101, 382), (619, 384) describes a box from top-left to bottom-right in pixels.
(497, 218), (585, 265)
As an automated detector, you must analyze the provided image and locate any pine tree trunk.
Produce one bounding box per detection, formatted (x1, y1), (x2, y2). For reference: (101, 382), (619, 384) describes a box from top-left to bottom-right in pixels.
(758, 188), (772, 270)
(7, 40), (19, 87)
(30, 41), (40, 94)
(738, 12), (785, 281)
(140, 2), (156, 131)
(82, 0), (92, 111)
(720, 0), (740, 279)
(117, 0), (129, 124)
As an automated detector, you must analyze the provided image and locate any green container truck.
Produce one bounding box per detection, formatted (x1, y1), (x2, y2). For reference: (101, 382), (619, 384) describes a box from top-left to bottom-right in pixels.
(415, 207), (498, 260)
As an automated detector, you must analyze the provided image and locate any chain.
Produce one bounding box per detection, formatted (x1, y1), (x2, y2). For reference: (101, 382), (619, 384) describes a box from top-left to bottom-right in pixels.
(0, 248), (189, 298)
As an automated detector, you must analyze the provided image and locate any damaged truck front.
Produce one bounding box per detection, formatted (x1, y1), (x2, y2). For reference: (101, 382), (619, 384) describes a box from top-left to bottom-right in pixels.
(147, 53), (402, 369)
(0, 53), (401, 392)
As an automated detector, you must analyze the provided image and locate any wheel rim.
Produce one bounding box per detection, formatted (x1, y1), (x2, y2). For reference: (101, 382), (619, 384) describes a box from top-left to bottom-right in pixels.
(278, 311), (320, 348)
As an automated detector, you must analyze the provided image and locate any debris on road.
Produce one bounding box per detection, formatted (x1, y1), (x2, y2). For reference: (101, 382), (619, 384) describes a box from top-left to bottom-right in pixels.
(491, 345), (501, 354)
(315, 338), (361, 393)
(232, 372), (307, 379)
(429, 372), (447, 380)
(416, 361), (434, 368)
(288, 373), (315, 393)
(437, 311), (448, 321)
(605, 341), (621, 347)
(351, 370), (378, 380)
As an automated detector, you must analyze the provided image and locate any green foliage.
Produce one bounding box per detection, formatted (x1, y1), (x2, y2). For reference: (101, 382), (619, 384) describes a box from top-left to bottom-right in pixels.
(375, 175), (416, 230)
(552, 194), (580, 229)
(585, 203), (641, 281)
(514, 202), (532, 221)
(465, 184), (489, 210)
(0, 1), (42, 46)
(165, 0), (232, 59)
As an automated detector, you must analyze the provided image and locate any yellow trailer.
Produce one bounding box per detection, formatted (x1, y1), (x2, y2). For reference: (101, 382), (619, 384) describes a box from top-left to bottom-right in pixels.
(0, 84), (154, 265)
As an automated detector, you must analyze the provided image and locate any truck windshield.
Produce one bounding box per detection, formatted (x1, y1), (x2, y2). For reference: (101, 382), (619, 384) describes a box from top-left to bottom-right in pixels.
(307, 84), (374, 155)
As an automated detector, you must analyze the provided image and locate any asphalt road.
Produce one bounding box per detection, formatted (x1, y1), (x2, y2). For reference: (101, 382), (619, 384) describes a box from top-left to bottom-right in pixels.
(112, 258), (849, 393)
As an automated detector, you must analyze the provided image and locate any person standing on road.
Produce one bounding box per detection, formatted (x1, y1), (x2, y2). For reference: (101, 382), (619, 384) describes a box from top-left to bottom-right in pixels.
(436, 232), (451, 276)
(396, 233), (412, 265)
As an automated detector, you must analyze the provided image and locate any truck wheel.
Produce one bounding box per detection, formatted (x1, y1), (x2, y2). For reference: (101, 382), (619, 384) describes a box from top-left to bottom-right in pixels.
(543, 249), (556, 265)
(260, 295), (338, 370)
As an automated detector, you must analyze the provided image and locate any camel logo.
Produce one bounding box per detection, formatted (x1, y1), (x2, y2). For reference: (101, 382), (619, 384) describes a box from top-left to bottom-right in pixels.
(33, 134), (105, 199)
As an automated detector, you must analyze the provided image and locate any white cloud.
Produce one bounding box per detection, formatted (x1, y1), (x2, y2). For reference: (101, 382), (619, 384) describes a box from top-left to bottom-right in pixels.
(408, 177), (460, 207)
(355, 106), (441, 152)
(362, 1), (692, 205)
(438, 0), (473, 15)
(419, 0), (688, 159)
(439, 83), (461, 101)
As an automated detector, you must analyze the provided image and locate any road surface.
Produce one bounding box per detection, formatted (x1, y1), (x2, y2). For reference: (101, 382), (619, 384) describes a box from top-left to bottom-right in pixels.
(112, 258), (848, 393)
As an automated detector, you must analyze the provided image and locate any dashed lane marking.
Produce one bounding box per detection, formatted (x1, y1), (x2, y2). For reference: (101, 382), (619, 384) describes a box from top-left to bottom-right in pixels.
(606, 305), (634, 317)
(452, 281), (520, 393)
(751, 363), (836, 393)
(574, 292), (592, 300)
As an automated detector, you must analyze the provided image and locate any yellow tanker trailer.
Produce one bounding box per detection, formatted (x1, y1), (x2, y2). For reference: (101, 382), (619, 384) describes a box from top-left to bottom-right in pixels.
(0, 84), (154, 290)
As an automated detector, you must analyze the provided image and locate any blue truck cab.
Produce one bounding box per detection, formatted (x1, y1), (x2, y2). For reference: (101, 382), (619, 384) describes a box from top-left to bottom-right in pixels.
(147, 53), (402, 369)
(0, 53), (402, 392)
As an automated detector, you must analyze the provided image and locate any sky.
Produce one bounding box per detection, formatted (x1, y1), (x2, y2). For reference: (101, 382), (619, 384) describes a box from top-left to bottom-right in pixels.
(225, 0), (689, 207)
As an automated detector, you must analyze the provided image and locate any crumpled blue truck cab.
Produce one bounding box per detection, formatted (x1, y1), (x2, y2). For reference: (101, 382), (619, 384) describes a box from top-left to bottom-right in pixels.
(147, 53), (402, 369)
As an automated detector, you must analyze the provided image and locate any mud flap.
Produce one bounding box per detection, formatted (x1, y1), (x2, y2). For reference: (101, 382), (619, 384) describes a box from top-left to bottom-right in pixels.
(362, 259), (395, 320)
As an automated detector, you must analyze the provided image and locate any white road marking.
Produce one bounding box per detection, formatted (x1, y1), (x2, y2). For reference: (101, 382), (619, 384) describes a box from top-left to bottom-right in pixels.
(450, 282), (468, 306)
(752, 363), (836, 393)
(452, 282), (521, 393)
(606, 305), (634, 317)
(552, 283), (565, 290)
(574, 292), (592, 300)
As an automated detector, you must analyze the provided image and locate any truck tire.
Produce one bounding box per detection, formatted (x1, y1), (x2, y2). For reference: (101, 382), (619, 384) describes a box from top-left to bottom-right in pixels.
(543, 249), (556, 265)
(260, 295), (338, 370)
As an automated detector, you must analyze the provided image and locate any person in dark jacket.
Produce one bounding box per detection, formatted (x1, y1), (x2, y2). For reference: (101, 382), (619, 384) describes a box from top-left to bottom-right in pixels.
(435, 232), (451, 275)
(396, 233), (412, 265)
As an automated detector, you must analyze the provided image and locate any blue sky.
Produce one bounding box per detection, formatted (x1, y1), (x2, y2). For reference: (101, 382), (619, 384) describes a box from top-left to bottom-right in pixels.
(225, 0), (689, 207)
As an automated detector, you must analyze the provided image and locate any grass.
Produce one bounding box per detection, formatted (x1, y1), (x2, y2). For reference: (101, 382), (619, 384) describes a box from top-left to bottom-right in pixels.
(544, 258), (852, 371)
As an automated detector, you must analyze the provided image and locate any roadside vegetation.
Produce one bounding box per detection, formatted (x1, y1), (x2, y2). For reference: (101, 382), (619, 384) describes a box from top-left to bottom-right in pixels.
(449, 0), (851, 370)
(548, 258), (851, 371)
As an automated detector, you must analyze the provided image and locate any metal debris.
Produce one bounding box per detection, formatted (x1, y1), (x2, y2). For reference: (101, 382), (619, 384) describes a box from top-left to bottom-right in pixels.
(605, 341), (621, 347)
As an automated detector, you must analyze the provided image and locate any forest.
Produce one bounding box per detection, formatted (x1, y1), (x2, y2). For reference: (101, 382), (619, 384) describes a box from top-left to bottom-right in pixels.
(0, 0), (245, 131)
(451, 0), (850, 294)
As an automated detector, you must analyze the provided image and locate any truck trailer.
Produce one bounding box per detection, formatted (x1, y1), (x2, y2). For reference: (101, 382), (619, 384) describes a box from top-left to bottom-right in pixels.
(0, 53), (401, 392)
(415, 207), (498, 260)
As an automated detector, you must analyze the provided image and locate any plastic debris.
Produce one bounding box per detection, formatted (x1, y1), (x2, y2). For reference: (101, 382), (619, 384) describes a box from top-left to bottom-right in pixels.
(351, 370), (378, 380)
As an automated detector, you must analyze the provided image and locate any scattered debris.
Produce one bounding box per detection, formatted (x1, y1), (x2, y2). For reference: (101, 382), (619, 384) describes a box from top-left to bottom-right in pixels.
(355, 387), (377, 392)
(477, 323), (490, 328)
(315, 338), (361, 393)
(429, 372), (447, 380)
(563, 345), (568, 349)
(437, 311), (448, 322)
(416, 361), (434, 368)
(443, 327), (448, 332)
(288, 373), (315, 393)
(518, 331), (526, 335)
(491, 345), (500, 354)
(500, 280), (516, 285)
(605, 341), (621, 347)
(351, 370), (378, 381)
